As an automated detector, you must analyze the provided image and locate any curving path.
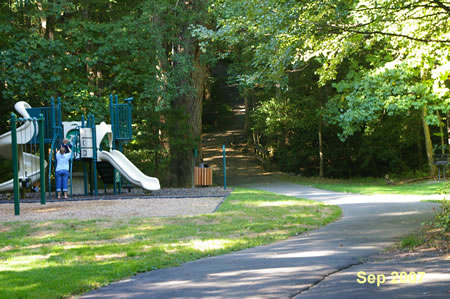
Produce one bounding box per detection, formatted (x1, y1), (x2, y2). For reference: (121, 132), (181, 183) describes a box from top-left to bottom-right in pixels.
(82, 176), (448, 298)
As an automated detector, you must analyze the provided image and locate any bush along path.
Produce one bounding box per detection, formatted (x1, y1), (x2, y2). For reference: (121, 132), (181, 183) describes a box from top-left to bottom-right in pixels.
(81, 178), (448, 298)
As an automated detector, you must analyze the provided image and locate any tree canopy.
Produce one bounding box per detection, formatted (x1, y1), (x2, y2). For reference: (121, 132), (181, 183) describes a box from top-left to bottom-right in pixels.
(1, 0), (210, 186)
(194, 0), (449, 176)
(1, 0), (449, 182)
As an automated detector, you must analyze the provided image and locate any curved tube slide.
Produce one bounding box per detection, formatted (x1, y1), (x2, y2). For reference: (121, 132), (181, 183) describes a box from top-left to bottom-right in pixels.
(0, 101), (47, 192)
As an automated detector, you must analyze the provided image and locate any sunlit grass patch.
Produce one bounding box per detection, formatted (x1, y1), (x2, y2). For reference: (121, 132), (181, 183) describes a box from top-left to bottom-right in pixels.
(245, 200), (315, 207)
(399, 234), (425, 249)
(178, 239), (237, 252)
(280, 175), (448, 195)
(94, 253), (127, 261)
(1, 254), (52, 271)
(0, 188), (340, 298)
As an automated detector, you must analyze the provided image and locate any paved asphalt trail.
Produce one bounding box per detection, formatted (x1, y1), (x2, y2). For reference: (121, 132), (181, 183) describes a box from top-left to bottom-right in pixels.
(82, 176), (448, 298)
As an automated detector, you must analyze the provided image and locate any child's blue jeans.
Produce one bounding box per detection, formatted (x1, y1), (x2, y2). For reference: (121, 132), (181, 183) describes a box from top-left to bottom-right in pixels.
(55, 170), (69, 192)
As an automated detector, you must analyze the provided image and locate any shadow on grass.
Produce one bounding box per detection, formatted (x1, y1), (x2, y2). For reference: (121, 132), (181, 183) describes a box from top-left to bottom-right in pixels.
(0, 188), (342, 298)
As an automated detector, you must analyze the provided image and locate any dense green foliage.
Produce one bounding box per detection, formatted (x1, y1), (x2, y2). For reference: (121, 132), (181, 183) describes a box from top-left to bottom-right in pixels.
(435, 183), (450, 232)
(1, 0), (449, 181)
(0, 0), (213, 186)
(195, 0), (450, 177)
(435, 198), (450, 232)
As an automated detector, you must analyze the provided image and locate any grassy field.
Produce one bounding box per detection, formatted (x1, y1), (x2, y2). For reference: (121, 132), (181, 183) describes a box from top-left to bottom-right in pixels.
(279, 175), (448, 195)
(0, 188), (341, 298)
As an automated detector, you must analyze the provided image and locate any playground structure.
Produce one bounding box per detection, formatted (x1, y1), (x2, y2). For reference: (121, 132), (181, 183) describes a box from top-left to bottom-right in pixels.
(0, 102), (46, 193)
(0, 96), (160, 208)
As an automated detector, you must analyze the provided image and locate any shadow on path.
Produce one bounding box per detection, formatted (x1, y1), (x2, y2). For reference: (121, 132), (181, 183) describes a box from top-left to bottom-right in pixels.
(82, 175), (448, 298)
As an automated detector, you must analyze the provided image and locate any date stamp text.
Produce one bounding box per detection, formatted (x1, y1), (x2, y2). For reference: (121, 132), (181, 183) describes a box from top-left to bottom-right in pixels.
(357, 271), (425, 286)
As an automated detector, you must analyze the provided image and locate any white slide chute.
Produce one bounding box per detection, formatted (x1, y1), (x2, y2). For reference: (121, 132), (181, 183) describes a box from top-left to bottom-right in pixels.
(97, 150), (160, 191)
(0, 101), (47, 192)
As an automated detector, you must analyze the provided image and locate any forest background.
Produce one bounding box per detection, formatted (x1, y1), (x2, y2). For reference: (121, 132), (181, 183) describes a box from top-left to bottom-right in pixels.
(1, 0), (449, 187)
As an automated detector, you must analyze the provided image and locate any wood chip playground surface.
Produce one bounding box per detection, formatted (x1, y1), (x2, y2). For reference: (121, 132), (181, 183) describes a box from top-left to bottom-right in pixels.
(0, 187), (230, 222)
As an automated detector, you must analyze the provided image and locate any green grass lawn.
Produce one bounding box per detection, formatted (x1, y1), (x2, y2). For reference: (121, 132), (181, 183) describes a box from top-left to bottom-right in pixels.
(279, 175), (449, 195)
(0, 188), (340, 298)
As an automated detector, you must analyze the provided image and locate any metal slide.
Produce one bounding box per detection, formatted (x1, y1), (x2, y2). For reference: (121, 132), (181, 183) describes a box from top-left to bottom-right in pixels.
(0, 102), (47, 192)
(97, 150), (160, 191)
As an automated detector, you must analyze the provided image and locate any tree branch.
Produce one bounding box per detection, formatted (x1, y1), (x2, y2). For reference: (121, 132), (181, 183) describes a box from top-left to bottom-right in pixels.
(407, 12), (448, 20)
(351, 3), (445, 13)
(327, 25), (450, 44)
(431, 0), (450, 13)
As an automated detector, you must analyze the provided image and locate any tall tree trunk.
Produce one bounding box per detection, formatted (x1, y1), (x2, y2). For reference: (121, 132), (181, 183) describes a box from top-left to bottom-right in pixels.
(167, 0), (208, 187)
(37, 1), (55, 40)
(436, 110), (445, 154)
(417, 128), (423, 169)
(422, 106), (436, 176)
(448, 113), (450, 154)
(189, 46), (207, 166)
(169, 45), (207, 187)
(318, 114), (324, 177)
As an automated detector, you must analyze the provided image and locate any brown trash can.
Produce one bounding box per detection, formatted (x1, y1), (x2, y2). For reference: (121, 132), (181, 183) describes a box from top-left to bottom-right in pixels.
(194, 166), (213, 186)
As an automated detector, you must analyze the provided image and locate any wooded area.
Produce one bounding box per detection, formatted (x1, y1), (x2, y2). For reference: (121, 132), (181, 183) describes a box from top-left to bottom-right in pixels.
(1, 0), (449, 185)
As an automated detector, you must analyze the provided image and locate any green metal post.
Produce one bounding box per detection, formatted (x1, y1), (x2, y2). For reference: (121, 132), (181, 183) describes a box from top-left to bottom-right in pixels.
(48, 97), (56, 201)
(109, 95), (117, 194)
(128, 100), (132, 138)
(87, 116), (93, 195)
(69, 148), (73, 199)
(51, 97), (56, 140)
(117, 142), (122, 194)
(57, 97), (62, 131)
(125, 97), (133, 139)
(115, 95), (120, 142)
(110, 95), (115, 149)
(113, 95), (118, 143)
(11, 113), (20, 215)
(81, 115), (88, 195)
(39, 114), (46, 205)
(113, 171), (117, 194)
(83, 161), (88, 195)
(91, 114), (98, 196)
(223, 144), (227, 190)
(89, 161), (93, 195)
